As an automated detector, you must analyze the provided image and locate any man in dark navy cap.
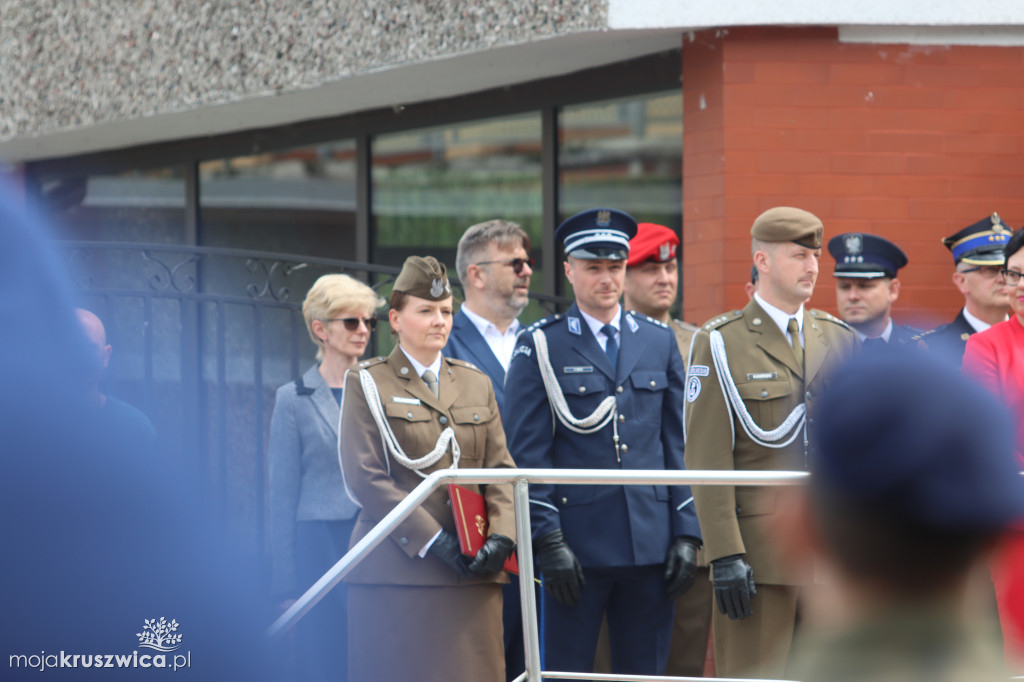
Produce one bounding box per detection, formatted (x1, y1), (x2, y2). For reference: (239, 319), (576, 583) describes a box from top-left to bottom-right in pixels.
(828, 233), (921, 347)
(917, 213), (1013, 364)
(504, 208), (702, 677)
(783, 350), (1022, 681)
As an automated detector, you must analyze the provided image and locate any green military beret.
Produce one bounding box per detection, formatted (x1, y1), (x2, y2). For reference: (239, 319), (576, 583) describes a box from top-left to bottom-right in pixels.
(393, 255), (452, 300)
(750, 206), (824, 249)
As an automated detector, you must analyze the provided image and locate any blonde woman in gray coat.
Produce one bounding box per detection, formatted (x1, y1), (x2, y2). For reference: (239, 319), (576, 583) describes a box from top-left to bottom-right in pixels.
(268, 273), (383, 682)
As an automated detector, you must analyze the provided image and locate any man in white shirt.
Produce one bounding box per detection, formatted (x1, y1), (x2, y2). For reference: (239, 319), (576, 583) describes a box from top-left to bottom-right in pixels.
(445, 219), (534, 415)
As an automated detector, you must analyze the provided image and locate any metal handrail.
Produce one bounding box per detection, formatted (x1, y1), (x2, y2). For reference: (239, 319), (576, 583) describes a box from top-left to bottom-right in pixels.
(267, 468), (809, 681)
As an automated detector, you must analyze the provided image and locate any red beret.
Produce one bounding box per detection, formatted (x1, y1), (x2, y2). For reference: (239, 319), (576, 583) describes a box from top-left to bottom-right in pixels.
(627, 223), (679, 266)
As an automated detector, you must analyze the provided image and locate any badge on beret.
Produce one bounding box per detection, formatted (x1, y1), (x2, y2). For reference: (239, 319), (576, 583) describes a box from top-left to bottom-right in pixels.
(844, 234), (863, 256)
(430, 278), (444, 298)
(596, 210), (611, 227)
(659, 242), (673, 261)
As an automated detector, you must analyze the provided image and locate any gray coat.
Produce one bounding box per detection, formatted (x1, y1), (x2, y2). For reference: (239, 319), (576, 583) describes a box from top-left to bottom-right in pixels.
(268, 364), (359, 595)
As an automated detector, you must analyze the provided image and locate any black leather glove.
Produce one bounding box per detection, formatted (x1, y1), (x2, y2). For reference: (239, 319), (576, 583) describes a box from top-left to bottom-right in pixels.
(534, 529), (585, 607)
(468, 533), (515, 576)
(428, 530), (473, 578)
(711, 554), (756, 620)
(663, 536), (699, 600)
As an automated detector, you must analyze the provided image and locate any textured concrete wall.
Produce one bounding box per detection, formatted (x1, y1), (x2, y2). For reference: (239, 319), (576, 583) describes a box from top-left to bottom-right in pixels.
(0, 1), (605, 141)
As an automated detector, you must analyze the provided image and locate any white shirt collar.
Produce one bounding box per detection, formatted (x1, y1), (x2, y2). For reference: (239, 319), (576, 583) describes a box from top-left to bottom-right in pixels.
(857, 318), (893, 343)
(754, 292), (804, 336)
(460, 304), (521, 338)
(578, 305), (621, 347)
(459, 304), (521, 370)
(962, 306), (1005, 334)
(399, 346), (442, 379)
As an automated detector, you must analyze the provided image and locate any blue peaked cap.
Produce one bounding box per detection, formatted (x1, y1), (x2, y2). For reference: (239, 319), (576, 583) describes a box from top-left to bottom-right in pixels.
(556, 208), (638, 260)
(828, 233), (908, 279)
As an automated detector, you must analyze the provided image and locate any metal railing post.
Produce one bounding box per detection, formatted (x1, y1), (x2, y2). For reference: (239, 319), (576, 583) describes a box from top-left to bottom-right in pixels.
(514, 477), (542, 681)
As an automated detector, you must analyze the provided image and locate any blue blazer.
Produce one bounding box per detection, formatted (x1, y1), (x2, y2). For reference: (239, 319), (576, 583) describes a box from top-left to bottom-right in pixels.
(444, 308), (510, 414)
(503, 303), (701, 568)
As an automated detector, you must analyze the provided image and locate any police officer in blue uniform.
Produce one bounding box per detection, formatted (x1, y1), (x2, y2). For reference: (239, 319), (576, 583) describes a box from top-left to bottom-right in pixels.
(504, 208), (702, 676)
(827, 232), (921, 347)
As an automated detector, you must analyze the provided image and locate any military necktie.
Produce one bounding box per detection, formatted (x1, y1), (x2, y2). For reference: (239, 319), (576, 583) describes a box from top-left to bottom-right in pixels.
(422, 369), (440, 399)
(601, 323), (619, 372)
(787, 317), (803, 367)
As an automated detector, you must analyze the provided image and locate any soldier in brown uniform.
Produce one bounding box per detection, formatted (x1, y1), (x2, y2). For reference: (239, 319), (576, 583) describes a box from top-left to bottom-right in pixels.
(623, 222), (712, 678)
(684, 207), (859, 678)
(339, 256), (518, 682)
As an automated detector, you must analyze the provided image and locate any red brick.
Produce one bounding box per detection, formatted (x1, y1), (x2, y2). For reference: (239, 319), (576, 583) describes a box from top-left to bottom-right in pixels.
(975, 67), (1024, 88)
(833, 197), (908, 220)
(798, 175), (873, 197)
(756, 152), (832, 174)
(867, 131), (944, 154)
(945, 133), (1019, 155)
(792, 130), (869, 153)
(906, 155), (983, 176)
(757, 196), (833, 218)
(906, 64), (989, 88)
(829, 63), (906, 85)
(948, 176), (1024, 199)
(683, 152), (726, 176)
(684, 239), (726, 264)
(722, 61), (755, 84)
(723, 152), (760, 173)
(908, 199), (1000, 221)
(902, 110), (985, 133)
(944, 88), (1024, 111)
(870, 175), (951, 198)
(831, 153), (906, 175)
(687, 174), (726, 199)
(863, 85), (946, 108)
(752, 107), (834, 129)
(826, 108), (907, 130)
(946, 45), (1023, 67)
(753, 62), (830, 85)
(884, 44), (952, 65)
(725, 173), (800, 195)
(724, 128), (793, 152)
(978, 157), (1024, 176)
(682, 197), (717, 221)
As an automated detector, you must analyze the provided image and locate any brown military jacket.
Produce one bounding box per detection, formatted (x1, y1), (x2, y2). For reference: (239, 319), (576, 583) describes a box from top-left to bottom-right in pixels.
(339, 346), (517, 586)
(683, 299), (858, 585)
(671, 318), (699, 361)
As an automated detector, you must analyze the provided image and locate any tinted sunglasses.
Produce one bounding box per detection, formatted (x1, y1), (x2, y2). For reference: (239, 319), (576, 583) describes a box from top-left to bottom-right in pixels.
(474, 257), (535, 275)
(326, 317), (377, 331)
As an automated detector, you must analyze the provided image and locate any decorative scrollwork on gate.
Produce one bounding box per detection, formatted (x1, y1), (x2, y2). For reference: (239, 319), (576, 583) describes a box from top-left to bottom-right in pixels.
(245, 259), (309, 301)
(142, 250), (199, 293)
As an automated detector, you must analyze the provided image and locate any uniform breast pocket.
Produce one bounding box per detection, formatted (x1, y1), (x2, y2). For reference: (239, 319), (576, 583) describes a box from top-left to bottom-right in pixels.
(629, 370), (668, 423)
(556, 373), (608, 412)
(450, 405), (494, 462)
(735, 378), (793, 430)
(383, 402), (434, 443)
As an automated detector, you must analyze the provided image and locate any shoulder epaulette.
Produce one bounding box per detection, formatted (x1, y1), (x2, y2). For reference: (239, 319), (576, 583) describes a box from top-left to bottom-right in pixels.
(446, 357), (482, 373)
(809, 309), (855, 332)
(356, 356), (387, 370)
(628, 310), (669, 329)
(672, 319), (700, 333)
(911, 328), (937, 342)
(701, 310), (743, 331)
(524, 313), (563, 333)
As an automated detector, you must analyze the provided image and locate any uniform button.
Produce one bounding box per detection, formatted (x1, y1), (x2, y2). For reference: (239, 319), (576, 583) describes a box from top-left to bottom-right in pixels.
(616, 386), (624, 394)
(439, 416), (448, 425)
(578, 386), (586, 394)
(618, 414), (626, 423)
(561, 497), (568, 504)
(473, 414), (480, 422)
(760, 390), (768, 398)
(400, 367), (409, 375)
(805, 391), (813, 400)
(620, 444), (629, 453)
(735, 506), (743, 515)
(407, 412), (414, 419)
(399, 537), (409, 546)
(808, 418), (815, 426)
(649, 380), (657, 388)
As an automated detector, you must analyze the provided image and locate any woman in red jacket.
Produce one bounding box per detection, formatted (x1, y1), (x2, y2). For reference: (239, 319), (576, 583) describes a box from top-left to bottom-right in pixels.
(963, 227), (1024, 672)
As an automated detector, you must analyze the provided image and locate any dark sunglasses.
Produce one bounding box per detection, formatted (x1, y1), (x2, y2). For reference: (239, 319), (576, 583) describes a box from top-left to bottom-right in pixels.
(474, 257), (535, 275)
(325, 317), (377, 331)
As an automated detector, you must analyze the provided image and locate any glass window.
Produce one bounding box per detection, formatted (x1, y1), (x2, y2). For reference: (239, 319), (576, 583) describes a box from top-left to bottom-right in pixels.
(199, 140), (357, 259)
(559, 91), (682, 230)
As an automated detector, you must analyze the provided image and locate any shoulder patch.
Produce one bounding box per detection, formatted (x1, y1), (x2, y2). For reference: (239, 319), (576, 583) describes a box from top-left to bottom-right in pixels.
(702, 310), (743, 331)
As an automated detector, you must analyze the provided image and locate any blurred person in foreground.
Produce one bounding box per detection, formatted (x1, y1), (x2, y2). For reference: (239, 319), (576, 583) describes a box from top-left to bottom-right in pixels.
(781, 350), (1023, 682)
(917, 213), (1013, 363)
(962, 227), (1024, 670)
(0, 187), (278, 679)
(338, 256), (517, 682)
(75, 308), (158, 455)
(267, 274), (383, 682)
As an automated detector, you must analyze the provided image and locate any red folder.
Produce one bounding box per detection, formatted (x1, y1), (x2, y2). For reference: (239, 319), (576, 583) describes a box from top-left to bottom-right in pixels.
(447, 483), (519, 574)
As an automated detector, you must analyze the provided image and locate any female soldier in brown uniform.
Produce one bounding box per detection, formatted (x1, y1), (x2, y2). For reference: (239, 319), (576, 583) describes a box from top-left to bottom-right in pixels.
(339, 256), (517, 682)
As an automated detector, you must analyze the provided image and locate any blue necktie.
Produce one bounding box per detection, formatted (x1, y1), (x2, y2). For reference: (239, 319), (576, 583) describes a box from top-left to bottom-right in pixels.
(601, 324), (618, 372)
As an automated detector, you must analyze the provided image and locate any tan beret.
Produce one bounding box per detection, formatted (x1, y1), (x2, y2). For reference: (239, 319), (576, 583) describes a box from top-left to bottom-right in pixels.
(750, 207), (824, 249)
(392, 256), (452, 301)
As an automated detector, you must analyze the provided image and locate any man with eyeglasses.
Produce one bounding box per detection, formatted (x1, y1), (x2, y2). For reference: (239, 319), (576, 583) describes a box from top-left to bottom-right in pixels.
(916, 214), (1013, 364)
(444, 218), (534, 682)
(446, 219), (534, 416)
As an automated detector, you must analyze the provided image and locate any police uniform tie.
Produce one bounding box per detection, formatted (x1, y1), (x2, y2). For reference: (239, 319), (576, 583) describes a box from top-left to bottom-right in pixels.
(787, 317), (803, 366)
(422, 369), (440, 399)
(601, 323), (619, 372)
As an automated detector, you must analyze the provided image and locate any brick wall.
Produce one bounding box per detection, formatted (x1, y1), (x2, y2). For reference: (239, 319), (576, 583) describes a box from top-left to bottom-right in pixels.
(681, 26), (1024, 328)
